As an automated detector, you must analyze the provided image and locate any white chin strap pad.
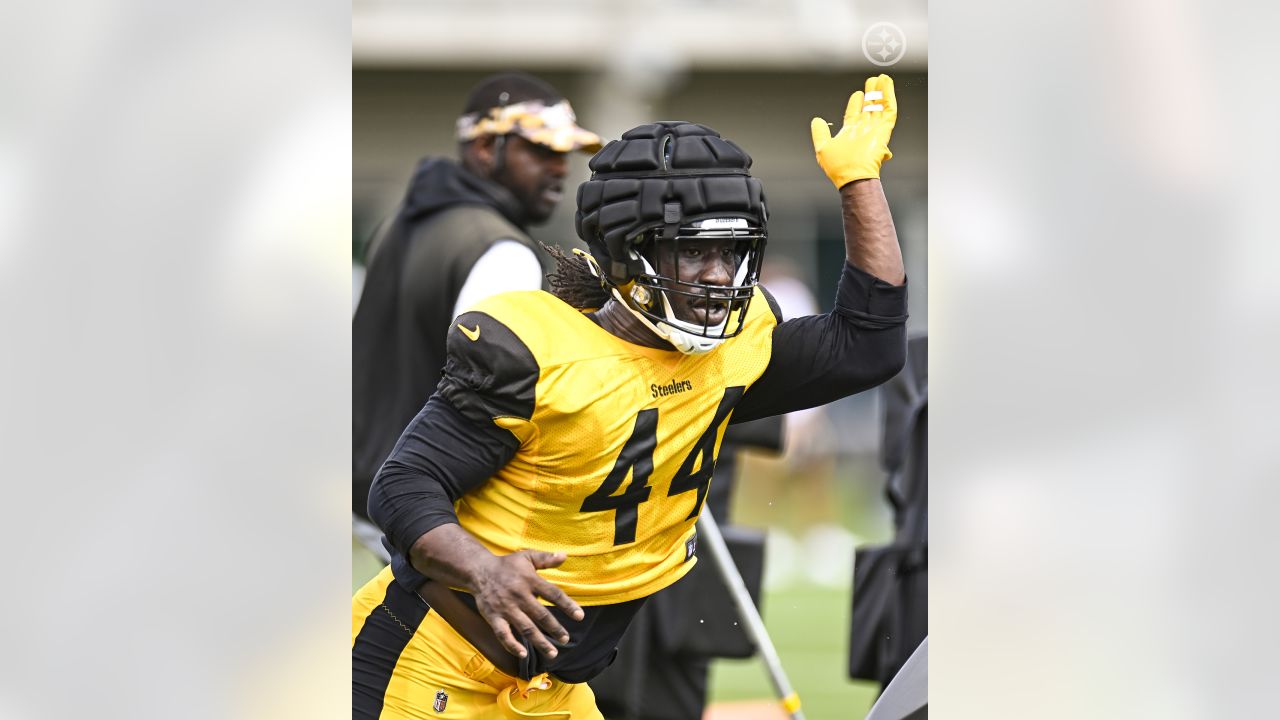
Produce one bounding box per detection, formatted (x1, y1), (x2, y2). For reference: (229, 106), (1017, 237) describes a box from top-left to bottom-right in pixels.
(610, 286), (723, 355)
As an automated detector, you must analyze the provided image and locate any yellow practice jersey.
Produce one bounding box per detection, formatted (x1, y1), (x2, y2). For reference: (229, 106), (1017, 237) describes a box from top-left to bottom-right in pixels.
(441, 289), (777, 605)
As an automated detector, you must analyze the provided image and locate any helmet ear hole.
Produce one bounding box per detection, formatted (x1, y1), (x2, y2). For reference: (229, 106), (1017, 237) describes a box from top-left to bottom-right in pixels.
(633, 231), (658, 268)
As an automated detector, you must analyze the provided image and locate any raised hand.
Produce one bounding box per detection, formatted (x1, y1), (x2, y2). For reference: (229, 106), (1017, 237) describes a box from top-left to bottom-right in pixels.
(810, 74), (898, 188)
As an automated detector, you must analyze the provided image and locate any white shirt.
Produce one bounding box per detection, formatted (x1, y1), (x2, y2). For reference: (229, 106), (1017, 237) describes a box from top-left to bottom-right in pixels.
(452, 240), (544, 319)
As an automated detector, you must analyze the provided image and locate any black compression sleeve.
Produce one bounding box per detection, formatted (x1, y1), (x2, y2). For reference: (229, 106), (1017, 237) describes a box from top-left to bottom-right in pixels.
(367, 393), (517, 557)
(731, 261), (908, 423)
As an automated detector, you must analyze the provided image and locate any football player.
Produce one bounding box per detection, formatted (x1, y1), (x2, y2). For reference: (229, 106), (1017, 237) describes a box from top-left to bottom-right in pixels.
(353, 75), (907, 718)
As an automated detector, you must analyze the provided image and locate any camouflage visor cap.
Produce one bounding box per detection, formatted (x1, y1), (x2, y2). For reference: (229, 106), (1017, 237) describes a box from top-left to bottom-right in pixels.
(455, 99), (603, 154)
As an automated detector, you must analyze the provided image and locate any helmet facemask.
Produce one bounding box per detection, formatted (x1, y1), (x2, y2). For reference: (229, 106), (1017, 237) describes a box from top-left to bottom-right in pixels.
(615, 217), (766, 355)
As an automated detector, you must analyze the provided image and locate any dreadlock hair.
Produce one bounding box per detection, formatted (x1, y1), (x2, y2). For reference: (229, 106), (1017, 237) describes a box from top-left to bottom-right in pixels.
(540, 241), (611, 310)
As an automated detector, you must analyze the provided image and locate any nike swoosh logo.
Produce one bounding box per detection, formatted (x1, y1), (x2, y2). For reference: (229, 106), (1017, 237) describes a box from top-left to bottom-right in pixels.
(457, 323), (480, 341)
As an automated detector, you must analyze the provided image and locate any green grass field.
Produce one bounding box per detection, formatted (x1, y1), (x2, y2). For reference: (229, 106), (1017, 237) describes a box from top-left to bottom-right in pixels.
(704, 450), (889, 717)
(707, 580), (881, 718)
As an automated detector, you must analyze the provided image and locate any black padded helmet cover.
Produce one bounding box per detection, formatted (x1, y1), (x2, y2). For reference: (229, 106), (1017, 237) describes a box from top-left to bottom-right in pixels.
(575, 121), (768, 283)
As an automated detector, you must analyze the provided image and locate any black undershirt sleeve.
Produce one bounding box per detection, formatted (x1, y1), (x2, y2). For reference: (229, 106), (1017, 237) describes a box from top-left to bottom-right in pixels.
(732, 261), (909, 423)
(367, 394), (517, 559)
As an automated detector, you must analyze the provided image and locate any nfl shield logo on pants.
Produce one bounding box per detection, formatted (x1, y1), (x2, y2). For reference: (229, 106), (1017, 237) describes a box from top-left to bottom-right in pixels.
(433, 689), (448, 712)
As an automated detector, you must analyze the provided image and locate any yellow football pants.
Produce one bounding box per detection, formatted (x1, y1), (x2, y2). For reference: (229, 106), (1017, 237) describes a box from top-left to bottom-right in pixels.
(353, 566), (603, 719)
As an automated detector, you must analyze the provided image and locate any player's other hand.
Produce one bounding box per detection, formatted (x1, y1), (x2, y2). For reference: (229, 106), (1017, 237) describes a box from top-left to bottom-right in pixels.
(472, 549), (584, 661)
(810, 74), (898, 188)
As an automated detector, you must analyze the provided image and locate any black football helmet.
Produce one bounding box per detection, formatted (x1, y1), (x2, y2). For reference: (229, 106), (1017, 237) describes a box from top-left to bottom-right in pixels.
(574, 121), (768, 354)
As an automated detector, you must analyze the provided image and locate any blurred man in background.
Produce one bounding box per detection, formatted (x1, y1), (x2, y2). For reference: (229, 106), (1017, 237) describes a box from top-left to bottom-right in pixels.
(352, 72), (601, 540)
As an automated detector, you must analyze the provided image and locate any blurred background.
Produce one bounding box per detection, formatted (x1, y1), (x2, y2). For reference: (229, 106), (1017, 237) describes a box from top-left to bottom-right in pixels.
(352, 1), (927, 716)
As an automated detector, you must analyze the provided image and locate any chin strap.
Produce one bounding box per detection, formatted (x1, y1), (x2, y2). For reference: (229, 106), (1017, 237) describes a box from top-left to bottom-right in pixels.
(579, 250), (722, 356)
(608, 284), (723, 355)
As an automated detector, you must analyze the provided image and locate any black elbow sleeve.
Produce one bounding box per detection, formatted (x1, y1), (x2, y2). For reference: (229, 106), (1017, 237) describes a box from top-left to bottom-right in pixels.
(367, 394), (517, 556)
(368, 462), (461, 557)
(832, 261), (908, 330)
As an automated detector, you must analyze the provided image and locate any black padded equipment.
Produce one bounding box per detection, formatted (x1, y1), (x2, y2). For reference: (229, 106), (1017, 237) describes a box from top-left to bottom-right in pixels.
(575, 122), (768, 283)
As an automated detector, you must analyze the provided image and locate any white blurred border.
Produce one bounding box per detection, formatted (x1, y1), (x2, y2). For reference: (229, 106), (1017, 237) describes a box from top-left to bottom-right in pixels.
(0, 2), (350, 718)
(933, 0), (1280, 717)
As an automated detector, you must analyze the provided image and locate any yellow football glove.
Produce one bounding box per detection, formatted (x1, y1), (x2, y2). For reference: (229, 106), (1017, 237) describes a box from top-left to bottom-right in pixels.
(810, 74), (898, 188)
